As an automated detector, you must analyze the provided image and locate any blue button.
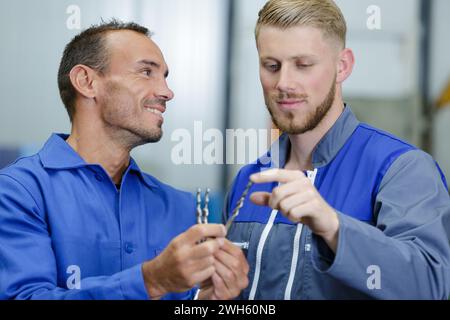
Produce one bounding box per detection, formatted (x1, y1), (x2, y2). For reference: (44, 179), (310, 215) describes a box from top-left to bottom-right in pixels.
(124, 242), (134, 254)
(94, 173), (103, 181)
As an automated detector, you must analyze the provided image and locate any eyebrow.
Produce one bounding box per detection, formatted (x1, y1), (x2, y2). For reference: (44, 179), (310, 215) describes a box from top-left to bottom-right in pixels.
(261, 55), (317, 61)
(136, 59), (169, 78)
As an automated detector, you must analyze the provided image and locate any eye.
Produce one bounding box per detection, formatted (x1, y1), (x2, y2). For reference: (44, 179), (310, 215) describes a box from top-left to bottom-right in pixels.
(142, 69), (152, 77)
(297, 64), (313, 69)
(264, 63), (280, 72)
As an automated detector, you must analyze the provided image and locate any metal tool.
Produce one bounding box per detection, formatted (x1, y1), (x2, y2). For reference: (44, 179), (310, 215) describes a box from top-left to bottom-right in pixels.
(196, 188), (210, 224)
(225, 181), (253, 233)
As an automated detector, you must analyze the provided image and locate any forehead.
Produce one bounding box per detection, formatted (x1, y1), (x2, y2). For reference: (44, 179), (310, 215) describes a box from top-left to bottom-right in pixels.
(257, 25), (333, 59)
(105, 30), (167, 69)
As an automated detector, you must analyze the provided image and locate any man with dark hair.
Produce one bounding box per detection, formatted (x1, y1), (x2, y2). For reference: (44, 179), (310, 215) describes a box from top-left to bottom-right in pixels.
(0, 20), (248, 300)
(224, 0), (450, 299)
(57, 20), (150, 122)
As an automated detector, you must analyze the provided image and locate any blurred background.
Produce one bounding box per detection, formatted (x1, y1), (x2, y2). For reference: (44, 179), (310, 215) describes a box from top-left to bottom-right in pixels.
(1, 0), (449, 222)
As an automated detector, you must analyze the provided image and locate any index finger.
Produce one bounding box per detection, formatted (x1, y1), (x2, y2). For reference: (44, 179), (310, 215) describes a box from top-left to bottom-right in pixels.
(185, 224), (226, 244)
(250, 169), (305, 184)
(220, 239), (247, 257)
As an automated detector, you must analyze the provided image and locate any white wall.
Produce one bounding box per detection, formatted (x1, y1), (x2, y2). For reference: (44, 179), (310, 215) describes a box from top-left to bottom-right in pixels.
(336, 0), (419, 98)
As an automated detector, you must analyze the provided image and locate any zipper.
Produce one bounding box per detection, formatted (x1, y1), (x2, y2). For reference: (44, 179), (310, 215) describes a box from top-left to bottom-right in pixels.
(284, 168), (318, 300)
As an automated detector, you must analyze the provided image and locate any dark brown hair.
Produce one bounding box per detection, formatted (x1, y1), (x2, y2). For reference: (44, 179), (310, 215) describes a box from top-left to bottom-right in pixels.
(57, 19), (150, 121)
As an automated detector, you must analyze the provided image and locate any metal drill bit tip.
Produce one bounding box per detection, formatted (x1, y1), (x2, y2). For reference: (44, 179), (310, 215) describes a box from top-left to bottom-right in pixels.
(196, 188), (203, 224)
(240, 181), (253, 200)
(202, 188), (210, 224)
(196, 187), (211, 225)
(225, 181), (254, 233)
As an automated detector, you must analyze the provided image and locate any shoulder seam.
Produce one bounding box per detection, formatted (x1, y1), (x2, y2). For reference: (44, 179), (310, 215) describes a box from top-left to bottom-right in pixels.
(0, 173), (43, 212)
(357, 124), (417, 149)
(1, 154), (40, 171)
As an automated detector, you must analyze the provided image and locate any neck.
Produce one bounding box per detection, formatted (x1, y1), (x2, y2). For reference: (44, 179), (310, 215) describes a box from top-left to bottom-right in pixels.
(285, 98), (345, 172)
(66, 118), (131, 185)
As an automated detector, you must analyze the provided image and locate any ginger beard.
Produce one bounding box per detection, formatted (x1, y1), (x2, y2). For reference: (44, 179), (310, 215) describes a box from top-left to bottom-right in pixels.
(266, 76), (337, 135)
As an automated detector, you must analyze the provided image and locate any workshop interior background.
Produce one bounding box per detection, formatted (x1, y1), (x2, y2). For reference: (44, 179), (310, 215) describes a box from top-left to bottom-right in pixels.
(1, 0), (450, 221)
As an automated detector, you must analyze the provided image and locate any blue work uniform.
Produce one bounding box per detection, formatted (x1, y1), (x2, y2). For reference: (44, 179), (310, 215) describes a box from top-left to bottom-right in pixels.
(0, 134), (197, 300)
(224, 106), (450, 299)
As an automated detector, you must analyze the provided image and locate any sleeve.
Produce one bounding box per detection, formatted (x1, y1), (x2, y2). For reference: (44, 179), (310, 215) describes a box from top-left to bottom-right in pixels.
(310, 150), (450, 299)
(0, 174), (193, 300)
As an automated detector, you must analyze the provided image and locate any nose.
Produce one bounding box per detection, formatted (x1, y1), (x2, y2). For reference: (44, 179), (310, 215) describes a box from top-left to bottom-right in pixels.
(156, 78), (174, 102)
(276, 66), (297, 93)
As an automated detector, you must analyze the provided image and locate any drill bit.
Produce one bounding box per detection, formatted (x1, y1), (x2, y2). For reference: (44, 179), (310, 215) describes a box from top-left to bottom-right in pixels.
(196, 188), (203, 224)
(202, 188), (210, 224)
(225, 181), (253, 233)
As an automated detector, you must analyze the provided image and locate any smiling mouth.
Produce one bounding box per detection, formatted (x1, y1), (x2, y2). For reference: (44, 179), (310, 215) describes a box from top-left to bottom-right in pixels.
(144, 107), (162, 115)
(144, 105), (166, 116)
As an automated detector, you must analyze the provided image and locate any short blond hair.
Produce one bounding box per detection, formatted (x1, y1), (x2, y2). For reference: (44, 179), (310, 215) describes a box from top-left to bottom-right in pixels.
(255, 0), (347, 48)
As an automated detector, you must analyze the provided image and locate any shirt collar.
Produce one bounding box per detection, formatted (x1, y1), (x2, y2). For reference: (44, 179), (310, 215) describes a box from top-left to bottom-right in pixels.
(311, 105), (360, 167)
(263, 105), (360, 169)
(127, 158), (159, 189)
(39, 133), (159, 189)
(39, 133), (86, 169)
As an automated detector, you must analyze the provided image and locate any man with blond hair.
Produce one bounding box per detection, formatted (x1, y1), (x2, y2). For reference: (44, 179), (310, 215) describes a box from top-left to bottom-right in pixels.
(224, 0), (450, 299)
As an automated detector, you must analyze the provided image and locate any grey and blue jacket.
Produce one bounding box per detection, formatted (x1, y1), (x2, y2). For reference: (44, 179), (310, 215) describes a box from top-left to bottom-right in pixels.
(224, 106), (450, 299)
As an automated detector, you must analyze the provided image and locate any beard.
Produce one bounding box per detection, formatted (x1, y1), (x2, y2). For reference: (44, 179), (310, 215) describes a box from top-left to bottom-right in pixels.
(100, 80), (164, 149)
(266, 77), (336, 135)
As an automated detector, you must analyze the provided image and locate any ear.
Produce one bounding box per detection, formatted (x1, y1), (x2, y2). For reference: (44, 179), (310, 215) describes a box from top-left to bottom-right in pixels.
(336, 48), (355, 84)
(69, 64), (100, 100)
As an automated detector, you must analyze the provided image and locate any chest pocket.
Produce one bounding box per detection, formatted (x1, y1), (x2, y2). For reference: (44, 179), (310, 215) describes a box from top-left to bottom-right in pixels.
(52, 234), (121, 288)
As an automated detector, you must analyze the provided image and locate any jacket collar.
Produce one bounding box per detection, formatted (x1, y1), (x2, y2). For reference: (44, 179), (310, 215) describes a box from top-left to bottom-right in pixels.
(39, 133), (85, 169)
(39, 133), (158, 188)
(264, 105), (360, 169)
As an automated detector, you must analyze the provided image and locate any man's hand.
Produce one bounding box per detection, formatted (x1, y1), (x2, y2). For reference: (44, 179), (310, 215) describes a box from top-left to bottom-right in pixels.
(250, 169), (340, 253)
(142, 224), (226, 300)
(198, 239), (249, 300)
